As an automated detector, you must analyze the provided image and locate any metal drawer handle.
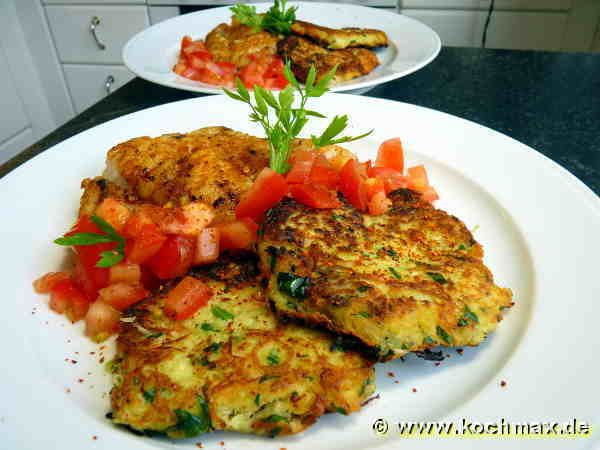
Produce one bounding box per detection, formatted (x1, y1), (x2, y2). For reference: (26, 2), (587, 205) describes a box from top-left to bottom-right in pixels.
(90, 16), (106, 50)
(105, 75), (115, 94)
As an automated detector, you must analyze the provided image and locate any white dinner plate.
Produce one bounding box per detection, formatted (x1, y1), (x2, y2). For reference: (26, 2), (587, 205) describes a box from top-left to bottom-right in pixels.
(2, 94), (599, 450)
(123, 2), (440, 94)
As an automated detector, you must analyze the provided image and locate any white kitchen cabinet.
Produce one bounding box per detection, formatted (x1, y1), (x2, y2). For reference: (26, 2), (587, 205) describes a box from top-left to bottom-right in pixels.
(63, 64), (135, 114)
(0, 49), (30, 145)
(46, 5), (149, 64)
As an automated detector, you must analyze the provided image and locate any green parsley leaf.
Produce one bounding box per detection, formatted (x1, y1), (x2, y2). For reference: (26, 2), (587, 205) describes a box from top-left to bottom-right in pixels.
(436, 325), (452, 344)
(355, 311), (371, 318)
(259, 374), (280, 383)
(267, 349), (280, 365)
(142, 387), (156, 403)
(458, 306), (479, 327)
(357, 285), (370, 293)
(264, 414), (288, 423)
(230, 3), (263, 31)
(204, 342), (222, 353)
(254, 394), (261, 406)
(211, 306), (234, 321)
(173, 396), (211, 437)
(423, 335), (435, 345)
(54, 233), (114, 246)
(199, 323), (218, 332)
(277, 272), (310, 299)
(336, 407), (348, 415)
(388, 267), (402, 280)
(427, 272), (447, 284)
(269, 426), (283, 438)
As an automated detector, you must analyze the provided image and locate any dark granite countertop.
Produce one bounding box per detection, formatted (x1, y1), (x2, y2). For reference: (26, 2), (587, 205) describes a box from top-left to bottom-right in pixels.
(2, 47), (599, 194)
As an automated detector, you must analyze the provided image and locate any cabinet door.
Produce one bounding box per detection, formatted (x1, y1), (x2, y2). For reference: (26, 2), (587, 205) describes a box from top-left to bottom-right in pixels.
(46, 5), (149, 64)
(0, 48), (30, 145)
(63, 65), (135, 113)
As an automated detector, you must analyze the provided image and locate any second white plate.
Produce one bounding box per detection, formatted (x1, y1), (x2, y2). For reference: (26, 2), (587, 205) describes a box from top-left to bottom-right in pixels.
(123, 2), (441, 94)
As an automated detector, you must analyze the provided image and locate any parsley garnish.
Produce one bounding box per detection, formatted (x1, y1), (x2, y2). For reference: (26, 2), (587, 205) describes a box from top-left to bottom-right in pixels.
(172, 396), (211, 437)
(54, 215), (125, 267)
(336, 407), (348, 415)
(427, 272), (447, 284)
(458, 306), (479, 327)
(254, 394), (261, 406)
(277, 272), (310, 299)
(142, 387), (156, 403)
(199, 322), (218, 332)
(264, 414), (288, 423)
(224, 62), (372, 174)
(231, 0), (297, 35)
(355, 311), (370, 318)
(436, 325), (452, 344)
(267, 349), (280, 365)
(388, 267), (401, 280)
(211, 306), (234, 321)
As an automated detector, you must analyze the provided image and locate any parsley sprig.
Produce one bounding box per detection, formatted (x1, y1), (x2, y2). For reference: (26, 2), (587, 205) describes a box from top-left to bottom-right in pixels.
(231, 0), (297, 35)
(54, 215), (125, 268)
(223, 63), (372, 174)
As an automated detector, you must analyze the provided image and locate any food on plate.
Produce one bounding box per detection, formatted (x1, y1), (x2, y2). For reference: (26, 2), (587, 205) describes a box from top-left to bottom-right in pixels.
(109, 254), (375, 437)
(290, 20), (388, 50)
(257, 190), (513, 361)
(173, 0), (388, 88)
(277, 35), (380, 84)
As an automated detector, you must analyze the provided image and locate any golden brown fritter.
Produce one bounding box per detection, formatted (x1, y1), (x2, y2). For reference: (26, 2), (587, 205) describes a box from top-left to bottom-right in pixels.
(109, 253), (375, 438)
(291, 20), (388, 50)
(277, 36), (379, 83)
(257, 189), (514, 361)
(79, 177), (138, 216)
(205, 19), (280, 67)
(103, 127), (270, 224)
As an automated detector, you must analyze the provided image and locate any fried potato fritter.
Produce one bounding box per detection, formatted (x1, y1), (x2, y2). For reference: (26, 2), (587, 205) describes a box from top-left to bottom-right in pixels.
(109, 254), (375, 438)
(277, 36), (379, 83)
(257, 190), (514, 361)
(291, 20), (388, 50)
(206, 20), (280, 67)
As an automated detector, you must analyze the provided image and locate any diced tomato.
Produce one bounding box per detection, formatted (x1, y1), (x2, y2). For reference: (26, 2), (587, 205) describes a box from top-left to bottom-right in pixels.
(84, 301), (121, 342)
(67, 216), (112, 299)
(97, 283), (149, 311)
(140, 266), (160, 292)
(173, 60), (188, 76)
(125, 223), (167, 264)
(33, 272), (71, 294)
(339, 159), (368, 211)
(195, 227), (220, 265)
(368, 167), (408, 193)
(122, 211), (154, 238)
(310, 154), (339, 189)
(376, 138), (405, 173)
(109, 262), (141, 284)
(286, 150), (316, 185)
(95, 198), (130, 232)
(368, 191), (392, 215)
(235, 168), (289, 222)
(290, 184), (341, 209)
(164, 276), (213, 321)
(48, 278), (90, 323)
(421, 185), (439, 203)
(180, 35), (193, 56)
(364, 177), (386, 200)
(239, 60), (265, 88)
(183, 39), (207, 55)
(147, 235), (195, 279)
(218, 218), (258, 250)
(407, 165), (430, 193)
(139, 203), (213, 237)
(181, 66), (202, 81)
(361, 160), (373, 176)
(189, 53), (211, 70)
(321, 147), (356, 172)
(263, 57), (288, 89)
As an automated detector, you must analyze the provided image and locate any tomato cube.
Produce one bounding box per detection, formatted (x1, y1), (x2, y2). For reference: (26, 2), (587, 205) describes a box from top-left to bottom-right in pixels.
(195, 227), (220, 265)
(164, 276), (213, 321)
(290, 184), (341, 209)
(147, 235), (195, 280)
(98, 283), (149, 311)
(85, 301), (121, 342)
(109, 262), (141, 284)
(235, 168), (289, 222)
(124, 224), (167, 264)
(286, 150), (316, 185)
(218, 218), (258, 250)
(407, 165), (430, 193)
(339, 159), (368, 211)
(33, 272), (71, 294)
(95, 198), (130, 232)
(310, 155), (339, 190)
(376, 138), (405, 173)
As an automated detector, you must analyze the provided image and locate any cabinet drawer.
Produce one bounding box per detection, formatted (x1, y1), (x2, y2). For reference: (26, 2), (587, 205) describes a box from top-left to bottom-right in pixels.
(46, 5), (149, 64)
(63, 64), (134, 113)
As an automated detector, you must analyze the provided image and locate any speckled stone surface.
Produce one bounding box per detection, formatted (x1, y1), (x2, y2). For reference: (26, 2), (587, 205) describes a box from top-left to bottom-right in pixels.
(2, 47), (599, 194)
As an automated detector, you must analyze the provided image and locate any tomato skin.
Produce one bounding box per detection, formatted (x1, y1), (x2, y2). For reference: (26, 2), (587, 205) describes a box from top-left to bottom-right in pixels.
(47, 278), (90, 322)
(368, 191), (392, 215)
(339, 159), (368, 211)
(290, 184), (341, 209)
(239, 60), (265, 88)
(286, 150), (316, 184)
(310, 155), (339, 189)
(376, 138), (405, 172)
(194, 227), (220, 265)
(164, 276), (213, 321)
(235, 168), (289, 222)
(33, 272), (71, 294)
(364, 177), (386, 200)
(98, 283), (149, 311)
(84, 301), (121, 342)
(122, 212), (154, 238)
(109, 262), (141, 284)
(218, 218), (258, 250)
(125, 223), (167, 264)
(407, 165), (429, 192)
(368, 167), (408, 193)
(147, 235), (196, 280)
(180, 36), (193, 56)
(95, 198), (130, 232)
(67, 216), (112, 299)
(421, 185), (439, 203)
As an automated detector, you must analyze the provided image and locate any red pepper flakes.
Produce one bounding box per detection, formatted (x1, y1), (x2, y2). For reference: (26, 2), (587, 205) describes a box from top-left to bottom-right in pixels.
(219, 441), (225, 446)
(500, 380), (507, 388)
(196, 444), (204, 449)
(394, 380), (400, 384)
(456, 348), (464, 355)
(280, 448), (288, 450)
(65, 388), (71, 394)
(99, 357), (105, 364)
(387, 371), (395, 378)
(92, 435), (98, 440)
(434, 362), (441, 367)
(411, 388), (417, 393)
(78, 378), (84, 383)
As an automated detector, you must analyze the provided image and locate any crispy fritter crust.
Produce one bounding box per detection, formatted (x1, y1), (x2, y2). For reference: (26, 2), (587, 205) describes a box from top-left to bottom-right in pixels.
(258, 190), (514, 361)
(79, 177), (137, 216)
(109, 254), (375, 438)
(205, 20), (280, 67)
(103, 127), (270, 223)
(291, 20), (388, 50)
(277, 36), (379, 83)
